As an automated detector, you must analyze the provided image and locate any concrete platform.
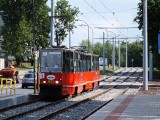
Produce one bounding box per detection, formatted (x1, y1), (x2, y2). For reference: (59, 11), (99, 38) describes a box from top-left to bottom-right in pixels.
(86, 95), (160, 120)
(0, 83), (39, 109)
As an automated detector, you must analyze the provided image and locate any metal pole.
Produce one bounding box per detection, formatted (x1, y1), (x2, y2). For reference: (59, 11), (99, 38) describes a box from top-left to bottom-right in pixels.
(143, 0), (148, 90)
(118, 39), (120, 68)
(113, 38), (115, 70)
(50, 0), (54, 46)
(88, 26), (89, 52)
(103, 32), (106, 74)
(106, 29), (108, 68)
(149, 46), (153, 80)
(32, 0), (36, 95)
(112, 39), (115, 70)
(69, 28), (71, 48)
(92, 29), (94, 53)
(126, 39), (128, 68)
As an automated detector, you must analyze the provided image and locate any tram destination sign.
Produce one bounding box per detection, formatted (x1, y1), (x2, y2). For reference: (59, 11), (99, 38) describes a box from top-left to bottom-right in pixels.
(158, 32), (160, 54)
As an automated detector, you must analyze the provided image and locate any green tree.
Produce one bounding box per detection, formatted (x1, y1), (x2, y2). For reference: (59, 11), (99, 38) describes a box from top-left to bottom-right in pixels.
(134, 0), (160, 68)
(120, 41), (127, 67)
(79, 39), (92, 52)
(93, 42), (103, 56)
(105, 41), (113, 66)
(54, 0), (79, 46)
(128, 40), (143, 67)
(119, 40), (143, 67)
(0, 0), (50, 66)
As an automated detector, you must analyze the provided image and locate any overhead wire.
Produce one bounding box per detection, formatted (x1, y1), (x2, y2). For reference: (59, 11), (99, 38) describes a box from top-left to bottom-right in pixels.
(98, 0), (141, 39)
(83, 0), (113, 26)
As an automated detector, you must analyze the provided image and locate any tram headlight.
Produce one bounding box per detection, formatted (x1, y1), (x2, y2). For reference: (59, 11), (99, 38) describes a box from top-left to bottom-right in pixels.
(43, 81), (46, 83)
(55, 80), (59, 84)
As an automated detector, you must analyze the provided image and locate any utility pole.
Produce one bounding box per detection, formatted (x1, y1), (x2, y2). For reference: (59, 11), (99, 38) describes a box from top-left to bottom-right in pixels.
(118, 39), (120, 68)
(50, 0), (54, 46)
(77, 19), (90, 52)
(103, 32), (106, 74)
(143, 0), (148, 90)
(69, 28), (71, 48)
(32, 0), (36, 95)
(126, 39), (128, 68)
(88, 26), (89, 52)
(112, 38), (115, 70)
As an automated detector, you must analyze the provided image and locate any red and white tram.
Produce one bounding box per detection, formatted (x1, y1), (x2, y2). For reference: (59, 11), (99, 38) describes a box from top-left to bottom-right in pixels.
(39, 46), (100, 97)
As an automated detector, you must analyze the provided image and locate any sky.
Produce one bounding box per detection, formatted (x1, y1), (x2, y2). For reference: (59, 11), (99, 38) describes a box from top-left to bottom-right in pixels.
(47, 0), (142, 47)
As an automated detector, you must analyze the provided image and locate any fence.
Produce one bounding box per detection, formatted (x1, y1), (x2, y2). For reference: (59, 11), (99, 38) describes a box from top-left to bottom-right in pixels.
(0, 78), (16, 95)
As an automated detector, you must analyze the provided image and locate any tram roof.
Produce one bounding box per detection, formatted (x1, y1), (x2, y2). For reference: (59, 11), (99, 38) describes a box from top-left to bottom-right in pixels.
(41, 46), (99, 57)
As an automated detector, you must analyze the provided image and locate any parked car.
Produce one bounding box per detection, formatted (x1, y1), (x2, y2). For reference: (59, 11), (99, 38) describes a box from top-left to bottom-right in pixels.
(22, 73), (36, 88)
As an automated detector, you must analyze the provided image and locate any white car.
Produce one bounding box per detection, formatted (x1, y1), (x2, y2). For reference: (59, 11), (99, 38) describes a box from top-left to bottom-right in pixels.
(22, 73), (36, 88)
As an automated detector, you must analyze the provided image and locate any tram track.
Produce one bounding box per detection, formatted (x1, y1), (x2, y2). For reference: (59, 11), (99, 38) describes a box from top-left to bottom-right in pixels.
(34, 68), (142, 119)
(38, 68), (142, 120)
(101, 67), (126, 81)
(0, 68), (142, 120)
(0, 67), (125, 112)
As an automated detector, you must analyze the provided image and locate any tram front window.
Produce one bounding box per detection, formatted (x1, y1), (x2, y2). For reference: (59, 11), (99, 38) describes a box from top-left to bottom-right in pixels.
(41, 51), (62, 72)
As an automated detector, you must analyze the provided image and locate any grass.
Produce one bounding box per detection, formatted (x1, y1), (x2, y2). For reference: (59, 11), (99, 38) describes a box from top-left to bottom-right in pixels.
(14, 62), (34, 70)
(100, 67), (119, 75)
(153, 68), (160, 78)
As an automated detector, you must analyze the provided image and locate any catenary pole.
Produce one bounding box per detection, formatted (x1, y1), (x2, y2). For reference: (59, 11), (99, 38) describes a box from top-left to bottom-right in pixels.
(103, 32), (106, 74)
(112, 38), (115, 70)
(118, 39), (120, 68)
(126, 39), (128, 68)
(143, 0), (148, 90)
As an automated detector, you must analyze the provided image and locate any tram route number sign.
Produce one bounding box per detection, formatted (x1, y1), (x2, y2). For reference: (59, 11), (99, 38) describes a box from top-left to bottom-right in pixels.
(158, 32), (160, 54)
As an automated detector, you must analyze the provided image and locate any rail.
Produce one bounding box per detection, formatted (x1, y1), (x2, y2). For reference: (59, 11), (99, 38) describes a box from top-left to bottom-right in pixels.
(0, 78), (16, 95)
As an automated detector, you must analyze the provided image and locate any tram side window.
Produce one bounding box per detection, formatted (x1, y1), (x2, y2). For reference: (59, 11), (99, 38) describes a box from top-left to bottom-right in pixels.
(95, 56), (98, 71)
(76, 60), (80, 72)
(74, 52), (80, 72)
(97, 57), (99, 70)
(83, 55), (86, 72)
(83, 60), (86, 72)
(86, 56), (91, 71)
(70, 60), (74, 72)
(63, 51), (70, 72)
(92, 56), (95, 71)
(94, 56), (97, 71)
(63, 59), (70, 72)
(74, 60), (78, 72)
(63, 51), (74, 72)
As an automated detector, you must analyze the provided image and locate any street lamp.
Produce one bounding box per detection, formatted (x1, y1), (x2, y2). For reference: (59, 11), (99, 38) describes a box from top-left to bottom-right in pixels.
(106, 31), (120, 69)
(77, 19), (93, 52)
(126, 38), (128, 68)
(110, 35), (120, 70)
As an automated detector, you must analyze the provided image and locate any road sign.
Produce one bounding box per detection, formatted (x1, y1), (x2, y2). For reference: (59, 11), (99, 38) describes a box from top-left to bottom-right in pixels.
(158, 32), (160, 54)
